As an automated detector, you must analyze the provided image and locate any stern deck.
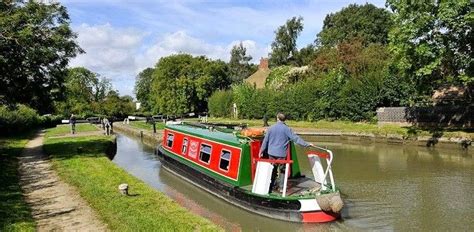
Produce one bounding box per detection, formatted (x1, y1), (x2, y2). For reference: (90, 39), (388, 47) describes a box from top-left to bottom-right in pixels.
(241, 176), (322, 198)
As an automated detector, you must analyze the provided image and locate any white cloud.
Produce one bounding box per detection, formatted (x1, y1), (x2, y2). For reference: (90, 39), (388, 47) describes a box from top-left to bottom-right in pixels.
(137, 31), (268, 71)
(70, 23), (145, 74)
(70, 25), (268, 96)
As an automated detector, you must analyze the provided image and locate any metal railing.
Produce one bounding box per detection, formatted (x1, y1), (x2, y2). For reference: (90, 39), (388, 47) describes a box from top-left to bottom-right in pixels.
(306, 146), (335, 192)
(253, 158), (293, 197)
(253, 146), (336, 197)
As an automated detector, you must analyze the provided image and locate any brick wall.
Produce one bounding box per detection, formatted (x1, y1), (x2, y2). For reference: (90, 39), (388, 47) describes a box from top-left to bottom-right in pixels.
(377, 105), (473, 128)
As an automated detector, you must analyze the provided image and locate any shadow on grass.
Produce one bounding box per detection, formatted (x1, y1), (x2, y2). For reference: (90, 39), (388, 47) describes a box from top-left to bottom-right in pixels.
(0, 136), (36, 231)
(43, 136), (117, 161)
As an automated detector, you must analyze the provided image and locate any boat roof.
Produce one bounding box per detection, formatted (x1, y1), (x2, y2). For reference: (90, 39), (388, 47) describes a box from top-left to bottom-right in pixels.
(165, 123), (242, 147)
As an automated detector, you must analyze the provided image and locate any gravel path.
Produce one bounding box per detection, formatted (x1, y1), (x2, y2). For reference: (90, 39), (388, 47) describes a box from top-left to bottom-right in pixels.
(19, 131), (108, 231)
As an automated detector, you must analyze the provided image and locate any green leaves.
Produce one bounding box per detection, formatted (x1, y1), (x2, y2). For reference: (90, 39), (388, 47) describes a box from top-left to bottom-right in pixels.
(0, 0), (81, 113)
(149, 54), (231, 116)
(134, 68), (155, 111)
(208, 90), (233, 117)
(387, 0), (473, 95)
(316, 3), (393, 47)
(228, 42), (254, 83)
(269, 16), (304, 66)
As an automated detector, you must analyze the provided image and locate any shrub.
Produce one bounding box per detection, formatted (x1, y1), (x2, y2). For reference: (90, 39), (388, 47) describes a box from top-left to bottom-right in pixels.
(0, 104), (60, 135)
(208, 90), (233, 117)
(265, 65), (292, 89)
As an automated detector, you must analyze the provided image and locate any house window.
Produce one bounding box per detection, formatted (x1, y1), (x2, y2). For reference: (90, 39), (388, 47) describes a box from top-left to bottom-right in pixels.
(166, 133), (174, 148)
(219, 150), (231, 171)
(182, 138), (188, 155)
(199, 144), (212, 164)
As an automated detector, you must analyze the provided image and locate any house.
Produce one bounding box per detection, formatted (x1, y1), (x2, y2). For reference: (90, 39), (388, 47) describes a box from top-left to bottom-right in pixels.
(244, 58), (270, 89)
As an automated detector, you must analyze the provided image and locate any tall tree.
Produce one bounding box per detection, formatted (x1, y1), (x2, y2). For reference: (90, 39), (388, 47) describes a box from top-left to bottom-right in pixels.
(150, 54), (230, 116)
(269, 16), (304, 66)
(317, 3), (392, 47)
(100, 91), (135, 117)
(228, 42), (254, 83)
(294, 44), (316, 66)
(0, 0), (81, 113)
(387, 0), (473, 95)
(65, 67), (112, 103)
(134, 67), (154, 110)
(55, 67), (112, 116)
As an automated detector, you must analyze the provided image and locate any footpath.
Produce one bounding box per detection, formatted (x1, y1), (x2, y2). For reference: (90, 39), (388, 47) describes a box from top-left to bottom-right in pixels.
(18, 131), (107, 231)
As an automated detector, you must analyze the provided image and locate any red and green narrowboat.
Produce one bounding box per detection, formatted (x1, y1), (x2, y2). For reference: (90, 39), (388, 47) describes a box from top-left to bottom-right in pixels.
(156, 122), (343, 223)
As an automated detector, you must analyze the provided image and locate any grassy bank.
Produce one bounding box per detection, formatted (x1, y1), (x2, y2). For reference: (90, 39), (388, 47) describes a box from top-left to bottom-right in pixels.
(206, 118), (473, 139)
(0, 135), (35, 231)
(43, 128), (221, 231)
(128, 121), (165, 131)
(45, 123), (99, 137)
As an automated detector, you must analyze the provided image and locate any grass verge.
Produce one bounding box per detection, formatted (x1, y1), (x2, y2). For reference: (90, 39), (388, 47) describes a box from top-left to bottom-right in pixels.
(43, 127), (221, 231)
(128, 121), (165, 131)
(206, 118), (473, 139)
(0, 135), (35, 231)
(45, 123), (99, 137)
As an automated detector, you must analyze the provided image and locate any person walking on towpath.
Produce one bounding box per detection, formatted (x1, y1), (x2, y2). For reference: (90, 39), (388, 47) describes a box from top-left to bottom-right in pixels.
(70, 114), (76, 134)
(259, 113), (314, 193)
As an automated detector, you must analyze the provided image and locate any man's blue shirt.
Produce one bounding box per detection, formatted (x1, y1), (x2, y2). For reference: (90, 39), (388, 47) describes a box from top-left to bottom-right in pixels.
(259, 121), (309, 158)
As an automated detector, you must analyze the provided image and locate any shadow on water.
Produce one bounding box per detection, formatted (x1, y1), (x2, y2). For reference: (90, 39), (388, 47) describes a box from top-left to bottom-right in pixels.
(112, 133), (474, 231)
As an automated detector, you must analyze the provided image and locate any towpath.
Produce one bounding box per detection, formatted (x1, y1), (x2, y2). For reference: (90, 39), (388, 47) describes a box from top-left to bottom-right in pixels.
(18, 131), (108, 231)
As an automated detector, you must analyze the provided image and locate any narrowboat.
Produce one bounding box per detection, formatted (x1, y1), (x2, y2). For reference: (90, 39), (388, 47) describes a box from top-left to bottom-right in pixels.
(156, 122), (343, 223)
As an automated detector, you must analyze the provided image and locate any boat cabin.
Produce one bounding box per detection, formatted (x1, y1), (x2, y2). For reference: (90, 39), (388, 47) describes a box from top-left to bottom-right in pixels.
(160, 123), (324, 194)
(158, 122), (342, 223)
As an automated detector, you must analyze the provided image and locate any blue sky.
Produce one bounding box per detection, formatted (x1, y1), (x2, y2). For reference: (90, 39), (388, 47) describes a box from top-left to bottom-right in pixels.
(62, 0), (386, 97)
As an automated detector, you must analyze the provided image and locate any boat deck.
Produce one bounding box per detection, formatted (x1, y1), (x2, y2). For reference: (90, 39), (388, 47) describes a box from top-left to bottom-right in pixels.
(242, 176), (322, 197)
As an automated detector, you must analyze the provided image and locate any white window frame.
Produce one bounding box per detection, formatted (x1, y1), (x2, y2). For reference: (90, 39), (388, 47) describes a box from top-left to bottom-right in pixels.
(181, 138), (188, 155)
(218, 149), (232, 172)
(199, 143), (212, 164)
(166, 133), (174, 148)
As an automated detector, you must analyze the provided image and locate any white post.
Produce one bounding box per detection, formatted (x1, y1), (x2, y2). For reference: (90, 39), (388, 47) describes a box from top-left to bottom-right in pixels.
(282, 163), (290, 197)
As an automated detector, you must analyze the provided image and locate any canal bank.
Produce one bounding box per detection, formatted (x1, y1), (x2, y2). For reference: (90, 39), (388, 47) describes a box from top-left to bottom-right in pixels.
(42, 124), (221, 231)
(113, 123), (162, 147)
(114, 121), (472, 151)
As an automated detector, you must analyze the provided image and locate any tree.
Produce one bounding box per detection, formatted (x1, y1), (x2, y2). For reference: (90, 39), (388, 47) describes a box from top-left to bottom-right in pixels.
(100, 91), (134, 117)
(65, 67), (97, 103)
(316, 3), (393, 47)
(228, 42), (254, 83)
(0, 0), (81, 113)
(293, 44), (316, 66)
(387, 0), (473, 95)
(134, 67), (154, 111)
(269, 16), (304, 66)
(208, 90), (233, 117)
(55, 67), (112, 117)
(150, 54), (231, 116)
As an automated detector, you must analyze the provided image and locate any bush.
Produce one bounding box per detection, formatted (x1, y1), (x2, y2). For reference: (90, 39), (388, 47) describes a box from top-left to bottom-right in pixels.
(208, 90), (233, 117)
(265, 65), (292, 89)
(0, 104), (60, 135)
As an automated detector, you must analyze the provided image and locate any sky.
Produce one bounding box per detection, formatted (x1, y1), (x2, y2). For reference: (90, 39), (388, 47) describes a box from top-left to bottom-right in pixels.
(61, 0), (386, 97)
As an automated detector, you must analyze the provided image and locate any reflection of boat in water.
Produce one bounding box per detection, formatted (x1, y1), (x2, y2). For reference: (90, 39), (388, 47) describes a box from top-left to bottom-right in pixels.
(156, 122), (343, 223)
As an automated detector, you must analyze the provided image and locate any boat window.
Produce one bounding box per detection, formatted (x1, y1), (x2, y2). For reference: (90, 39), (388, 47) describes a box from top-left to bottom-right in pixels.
(199, 144), (212, 164)
(182, 138), (188, 155)
(219, 150), (231, 171)
(166, 133), (174, 148)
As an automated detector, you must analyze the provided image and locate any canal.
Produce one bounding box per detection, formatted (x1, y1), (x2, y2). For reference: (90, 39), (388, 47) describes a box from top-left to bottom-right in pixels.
(112, 133), (473, 231)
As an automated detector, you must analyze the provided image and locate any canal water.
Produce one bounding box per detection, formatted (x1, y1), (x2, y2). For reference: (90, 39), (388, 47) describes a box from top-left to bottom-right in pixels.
(112, 134), (473, 231)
